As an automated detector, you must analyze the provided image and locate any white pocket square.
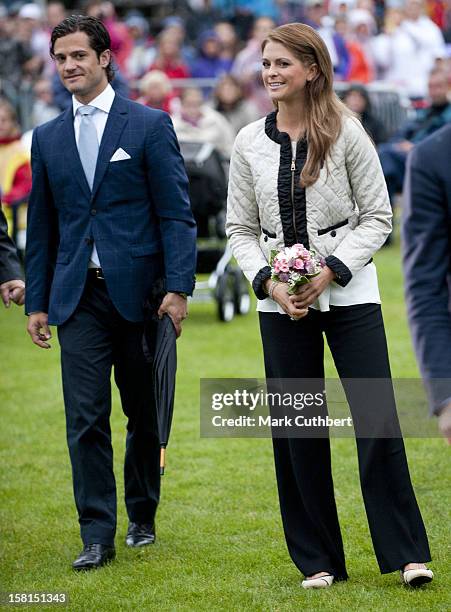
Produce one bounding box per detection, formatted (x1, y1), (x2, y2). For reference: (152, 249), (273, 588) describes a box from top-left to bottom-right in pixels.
(110, 148), (131, 162)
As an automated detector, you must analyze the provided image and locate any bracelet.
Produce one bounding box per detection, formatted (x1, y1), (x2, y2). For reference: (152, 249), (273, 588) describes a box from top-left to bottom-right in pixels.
(268, 280), (279, 300)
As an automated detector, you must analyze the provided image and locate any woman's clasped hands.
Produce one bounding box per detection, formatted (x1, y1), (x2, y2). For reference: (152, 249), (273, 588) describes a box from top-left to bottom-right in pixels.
(273, 282), (308, 320)
(265, 267), (336, 320)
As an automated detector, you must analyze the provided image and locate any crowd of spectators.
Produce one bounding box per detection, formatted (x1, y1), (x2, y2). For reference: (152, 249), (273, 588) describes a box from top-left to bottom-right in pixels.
(1, 0), (451, 241)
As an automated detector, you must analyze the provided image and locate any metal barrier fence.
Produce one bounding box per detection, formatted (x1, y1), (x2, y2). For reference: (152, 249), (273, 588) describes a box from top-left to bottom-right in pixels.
(334, 80), (414, 139)
(1, 73), (413, 140)
(1, 75), (413, 251)
(133, 77), (414, 139)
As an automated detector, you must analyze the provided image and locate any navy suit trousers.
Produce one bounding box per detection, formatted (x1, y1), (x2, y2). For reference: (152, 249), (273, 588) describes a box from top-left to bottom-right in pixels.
(57, 274), (160, 546)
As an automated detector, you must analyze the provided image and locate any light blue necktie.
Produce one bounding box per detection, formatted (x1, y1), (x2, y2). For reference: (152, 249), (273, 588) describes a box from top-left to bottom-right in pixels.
(77, 105), (98, 190)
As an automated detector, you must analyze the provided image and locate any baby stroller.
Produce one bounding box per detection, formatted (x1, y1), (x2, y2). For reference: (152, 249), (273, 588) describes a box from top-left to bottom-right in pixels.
(179, 141), (250, 322)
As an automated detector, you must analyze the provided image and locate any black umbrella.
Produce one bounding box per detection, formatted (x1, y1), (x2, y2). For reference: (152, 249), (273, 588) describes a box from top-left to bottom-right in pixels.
(143, 283), (177, 476)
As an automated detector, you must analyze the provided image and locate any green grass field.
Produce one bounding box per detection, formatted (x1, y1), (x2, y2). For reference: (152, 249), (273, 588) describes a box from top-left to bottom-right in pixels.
(1, 243), (450, 611)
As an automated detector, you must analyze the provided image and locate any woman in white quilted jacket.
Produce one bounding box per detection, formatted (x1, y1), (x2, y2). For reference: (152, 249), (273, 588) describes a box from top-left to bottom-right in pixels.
(226, 23), (433, 590)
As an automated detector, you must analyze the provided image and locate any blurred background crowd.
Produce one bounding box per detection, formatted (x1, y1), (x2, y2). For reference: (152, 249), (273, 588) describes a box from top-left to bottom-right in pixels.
(1, 0), (451, 249)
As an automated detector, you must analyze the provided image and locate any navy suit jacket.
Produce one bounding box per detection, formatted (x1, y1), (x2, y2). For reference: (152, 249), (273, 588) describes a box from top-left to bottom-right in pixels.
(25, 94), (196, 325)
(402, 123), (451, 415)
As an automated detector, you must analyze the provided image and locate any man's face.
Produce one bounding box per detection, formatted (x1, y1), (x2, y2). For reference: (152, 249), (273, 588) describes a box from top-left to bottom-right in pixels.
(53, 30), (110, 103)
(428, 73), (449, 105)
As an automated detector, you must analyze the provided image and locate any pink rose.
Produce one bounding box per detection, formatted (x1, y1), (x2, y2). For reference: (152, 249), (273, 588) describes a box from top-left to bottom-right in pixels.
(292, 244), (309, 259)
(277, 254), (289, 265)
(279, 262), (289, 273)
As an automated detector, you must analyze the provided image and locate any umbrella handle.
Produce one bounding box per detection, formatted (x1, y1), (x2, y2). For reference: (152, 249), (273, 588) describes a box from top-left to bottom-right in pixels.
(160, 447), (166, 476)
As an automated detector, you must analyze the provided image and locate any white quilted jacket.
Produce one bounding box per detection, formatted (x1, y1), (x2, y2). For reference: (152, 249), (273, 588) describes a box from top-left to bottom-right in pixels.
(226, 112), (392, 294)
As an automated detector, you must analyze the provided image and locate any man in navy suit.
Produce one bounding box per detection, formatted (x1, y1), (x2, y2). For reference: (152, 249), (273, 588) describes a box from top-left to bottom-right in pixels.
(25, 16), (196, 570)
(402, 123), (451, 445)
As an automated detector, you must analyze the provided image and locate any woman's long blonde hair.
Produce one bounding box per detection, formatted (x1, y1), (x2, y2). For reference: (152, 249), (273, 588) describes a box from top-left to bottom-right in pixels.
(262, 23), (350, 187)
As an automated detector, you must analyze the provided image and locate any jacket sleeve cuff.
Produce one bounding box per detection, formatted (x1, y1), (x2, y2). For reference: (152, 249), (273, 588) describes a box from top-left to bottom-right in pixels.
(436, 396), (451, 417)
(252, 266), (272, 300)
(325, 255), (352, 287)
(427, 381), (451, 416)
(166, 276), (196, 297)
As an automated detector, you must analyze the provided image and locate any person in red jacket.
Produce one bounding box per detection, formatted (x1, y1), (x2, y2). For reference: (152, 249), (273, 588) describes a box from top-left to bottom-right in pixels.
(0, 99), (31, 208)
(0, 98), (32, 249)
(137, 70), (177, 114)
(150, 29), (190, 81)
(334, 13), (375, 83)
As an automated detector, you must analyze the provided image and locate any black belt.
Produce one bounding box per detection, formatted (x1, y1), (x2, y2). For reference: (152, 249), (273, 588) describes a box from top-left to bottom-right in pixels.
(87, 268), (105, 280)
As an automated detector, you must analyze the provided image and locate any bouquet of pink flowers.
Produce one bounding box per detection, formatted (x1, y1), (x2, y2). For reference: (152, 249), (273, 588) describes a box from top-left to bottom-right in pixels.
(270, 244), (324, 294)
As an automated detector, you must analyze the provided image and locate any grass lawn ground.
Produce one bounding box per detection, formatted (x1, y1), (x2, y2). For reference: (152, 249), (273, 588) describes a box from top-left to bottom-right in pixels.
(0, 242), (450, 611)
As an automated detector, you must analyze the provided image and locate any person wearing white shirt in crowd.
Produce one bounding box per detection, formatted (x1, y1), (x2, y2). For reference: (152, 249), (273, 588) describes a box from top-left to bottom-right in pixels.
(17, 3), (53, 79)
(171, 87), (235, 159)
(373, 0), (445, 98)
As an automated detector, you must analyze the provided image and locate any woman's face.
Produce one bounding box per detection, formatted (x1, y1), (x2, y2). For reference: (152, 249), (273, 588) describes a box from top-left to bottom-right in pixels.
(262, 41), (316, 104)
(344, 90), (367, 114)
(216, 79), (241, 104)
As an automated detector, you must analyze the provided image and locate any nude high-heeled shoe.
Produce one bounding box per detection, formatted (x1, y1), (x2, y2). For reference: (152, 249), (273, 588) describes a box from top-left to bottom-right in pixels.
(301, 574), (334, 589)
(401, 566), (434, 587)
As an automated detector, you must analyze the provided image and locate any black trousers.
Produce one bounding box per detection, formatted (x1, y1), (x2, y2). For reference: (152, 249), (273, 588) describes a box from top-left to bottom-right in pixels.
(57, 275), (160, 546)
(259, 304), (431, 579)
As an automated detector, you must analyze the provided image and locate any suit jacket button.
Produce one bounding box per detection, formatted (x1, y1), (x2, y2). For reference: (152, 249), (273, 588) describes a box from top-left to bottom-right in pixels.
(330, 230), (337, 237)
(91, 209), (97, 216)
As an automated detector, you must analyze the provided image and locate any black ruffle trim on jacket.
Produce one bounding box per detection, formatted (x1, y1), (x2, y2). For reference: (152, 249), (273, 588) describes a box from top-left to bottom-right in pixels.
(264, 111), (309, 249)
(325, 255), (352, 287)
(252, 265), (272, 300)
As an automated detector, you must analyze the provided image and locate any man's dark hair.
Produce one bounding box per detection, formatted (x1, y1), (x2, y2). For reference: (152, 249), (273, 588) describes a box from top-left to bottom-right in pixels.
(50, 15), (114, 82)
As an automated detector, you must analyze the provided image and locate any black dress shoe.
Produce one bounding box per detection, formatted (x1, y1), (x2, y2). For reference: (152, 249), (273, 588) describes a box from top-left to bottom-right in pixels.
(72, 544), (116, 571)
(126, 522), (156, 547)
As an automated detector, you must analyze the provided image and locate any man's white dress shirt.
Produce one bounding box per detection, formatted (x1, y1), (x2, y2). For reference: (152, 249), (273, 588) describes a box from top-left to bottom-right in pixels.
(72, 83), (115, 268)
